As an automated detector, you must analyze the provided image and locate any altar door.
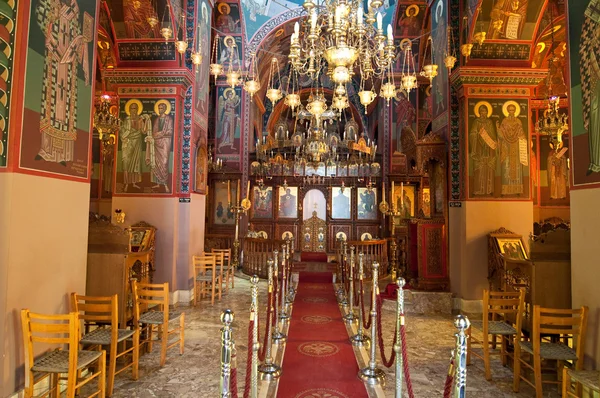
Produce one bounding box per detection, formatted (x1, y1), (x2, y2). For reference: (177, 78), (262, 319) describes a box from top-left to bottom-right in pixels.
(302, 189), (327, 252)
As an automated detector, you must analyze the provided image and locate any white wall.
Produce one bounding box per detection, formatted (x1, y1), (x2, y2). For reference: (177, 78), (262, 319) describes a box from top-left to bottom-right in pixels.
(571, 188), (600, 369)
(1, 174), (90, 396)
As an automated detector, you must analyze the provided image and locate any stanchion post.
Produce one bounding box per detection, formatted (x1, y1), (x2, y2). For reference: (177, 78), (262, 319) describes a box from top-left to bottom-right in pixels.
(343, 246), (356, 322)
(220, 309), (235, 398)
(453, 315), (470, 398)
(258, 260), (282, 380)
(272, 251), (287, 343)
(338, 242), (349, 305)
(359, 262), (386, 385)
(250, 276), (259, 398)
(394, 278), (406, 398)
(351, 252), (370, 346)
(279, 244), (289, 319)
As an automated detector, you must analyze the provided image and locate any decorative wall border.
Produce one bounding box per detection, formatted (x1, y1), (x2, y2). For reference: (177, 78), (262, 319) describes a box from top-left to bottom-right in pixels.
(0, 0), (17, 168)
(450, 68), (547, 87)
(118, 87), (178, 95)
(105, 69), (194, 87)
(244, 8), (306, 60)
(467, 87), (531, 97)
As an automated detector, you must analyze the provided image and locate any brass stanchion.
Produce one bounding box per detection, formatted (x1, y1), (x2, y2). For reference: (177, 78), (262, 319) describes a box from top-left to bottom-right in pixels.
(337, 241), (347, 296)
(343, 246), (356, 322)
(359, 262), (386, 385)
(272, 251), (287, 343)
(351, 252), (370, 346)
(250, 276), (259, 398)
(285, 241), (294, 304)
(279, 244), (290, 320)
(453, 315), (470, 398)
(220, 309), (235, 397)
(394, 278), (406, 398)
(258, 260), (281, 380)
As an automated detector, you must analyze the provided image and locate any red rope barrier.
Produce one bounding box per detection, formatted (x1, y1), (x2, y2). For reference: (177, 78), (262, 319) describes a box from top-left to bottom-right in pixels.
(375, 295), (397, 368)
(443, 359), (455, 398)
(231, 364), (238, 398)
(258, 292), (272, 362)
(243, 319), (254, 398)
(400, 323), (415, 398)
(360, 279), (373, 329)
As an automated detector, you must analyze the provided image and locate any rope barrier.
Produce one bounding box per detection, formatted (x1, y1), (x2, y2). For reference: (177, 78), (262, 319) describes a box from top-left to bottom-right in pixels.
(375, 294), (397, 368)
(258, 291), (272, 362)
(443, 357), (455, 398)
(360, 279), (373, 329)
(400, 322), (415, 398)
(242, 319), (254, 398)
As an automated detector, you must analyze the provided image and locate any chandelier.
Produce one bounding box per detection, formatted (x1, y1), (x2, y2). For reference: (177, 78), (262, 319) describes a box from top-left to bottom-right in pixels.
(534, 10), (568, 148)
(208, 145), (224, 172)
(93, 94), (120, 142)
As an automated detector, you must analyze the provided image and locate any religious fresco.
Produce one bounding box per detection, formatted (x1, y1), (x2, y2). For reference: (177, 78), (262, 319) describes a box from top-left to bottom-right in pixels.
(392, 184), (415, 217)
(216, 86), (242, 155)
(357, 187), (377, 220)
(396, 3), (426, 37)
(194, 0), (212, 130)
(115, 98), (176, 194)
(20, 0), (96, 179)
(0, 0), (17, 168)
(215, 2), (241, 34)
(538, 134), (570, 206)
(392, 90), (417, 155)
(213, 182), (237, 225)
(418, 84), (433, 122)
(431, 0), (448, 122)
(219, 35), (243, 67)
(278, 186), (298, 218)
(105, 0), (170, 39)
(476, 0), (546, 41)
(194, 125), (208, 194)
(569, 0), (600, 186)
(467, 98), (530, 199)
(393, 38), (420, 74)
(252, 186), (273, 218)
(331, 187), (351, 219)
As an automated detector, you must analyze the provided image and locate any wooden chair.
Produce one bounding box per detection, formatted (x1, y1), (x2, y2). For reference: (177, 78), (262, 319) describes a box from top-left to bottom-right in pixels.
(192, 254), (222, 305)
(515, 305), (588, 398)
(467, 288), (525, 381)
(212, 248), (234, 290)
(562, 367), (600, 397)
(71, 293), (139, 396)
(132, 281), (185, 367)
(21, 309), (106, 398)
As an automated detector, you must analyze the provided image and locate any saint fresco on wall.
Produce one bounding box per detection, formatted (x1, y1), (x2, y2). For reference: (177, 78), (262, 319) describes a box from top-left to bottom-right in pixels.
(357, 187), (377, 220)
(467, 98), (530, 199)
(214, 182), (237, 225)
(252, 186), (273, 218)
(195, 126), (208, 194)
(194, 0), (212, 130)
(396, 4), (425, 37)
(215, 2), (241, 34)
(569, 0), (600, 186)
(392, 90), (417, 155)
(431, 0), (448, 121)
(216, 86), (242, 155)
(115, 98), (176, 194)
(20, 0), (96, 179)
(476, 0), (546, 41)
(112, 0), (171, 39)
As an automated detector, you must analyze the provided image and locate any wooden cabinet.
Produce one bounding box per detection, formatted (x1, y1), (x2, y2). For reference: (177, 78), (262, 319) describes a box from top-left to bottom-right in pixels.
(488, 227), (571, 328)
(86, 217), (156, 326)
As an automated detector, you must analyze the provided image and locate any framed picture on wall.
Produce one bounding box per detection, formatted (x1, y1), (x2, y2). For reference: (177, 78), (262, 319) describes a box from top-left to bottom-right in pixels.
(278, 186), (298, 218)
(213, 181), (237, 225)
(392, 184), (415, 218)
(357, 187), (377, 220)
(331, 186), (351, 219)
(251, 186), (273, 219)
(495, 237), (529, 261)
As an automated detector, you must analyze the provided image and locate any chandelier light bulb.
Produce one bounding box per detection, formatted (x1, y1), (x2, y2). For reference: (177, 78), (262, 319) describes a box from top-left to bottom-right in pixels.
(191, 52), (202, 65)
(285, 93), (301, 109)
(243, 79), (261, 100)
(357, 6), (363, 25)
(161, 27), (172, 41)
(332, 66), (351, 84)
(445, 54), (458, 69)
(387, 24), (394, 44)
(175, 40), (188, 54)
(266, 88), (282, 104)
(376, 12), (382, 31)
(147, 16), (159, 28)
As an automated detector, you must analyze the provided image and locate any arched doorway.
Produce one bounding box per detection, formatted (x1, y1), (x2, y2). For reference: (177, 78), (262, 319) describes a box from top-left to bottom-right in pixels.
(301, 189), (327, 252)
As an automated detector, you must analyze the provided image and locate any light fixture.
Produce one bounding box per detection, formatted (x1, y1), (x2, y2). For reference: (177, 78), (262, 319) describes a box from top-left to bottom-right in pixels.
(160, 3), (172, 41)
(266, 57), (282, 105)
(209, 35), (223, 82)
(175, 15), (188, 54)
(208, 145), (224, 172)
(94, 93), (120, 142)
(399, 43), (417, 95)
(445, 26), (457, 70)
(421, 37), (438, 84)
(243, 52), (261, 101)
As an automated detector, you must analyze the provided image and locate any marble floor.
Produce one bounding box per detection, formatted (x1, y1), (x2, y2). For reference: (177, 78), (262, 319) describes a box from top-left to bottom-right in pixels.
(108, 275), (558, 398)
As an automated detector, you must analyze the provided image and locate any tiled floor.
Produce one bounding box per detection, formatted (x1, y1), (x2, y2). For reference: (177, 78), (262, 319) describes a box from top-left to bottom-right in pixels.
(107, 275), (557, 397)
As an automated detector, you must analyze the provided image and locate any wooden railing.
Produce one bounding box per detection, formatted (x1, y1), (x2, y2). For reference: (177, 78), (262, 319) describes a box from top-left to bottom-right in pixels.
(242, 238), (286, 278)
(343, 239), (390, 280)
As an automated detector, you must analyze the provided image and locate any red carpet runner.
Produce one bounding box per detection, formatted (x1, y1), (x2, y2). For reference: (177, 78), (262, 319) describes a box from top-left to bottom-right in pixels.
(277, 271), (368, 398)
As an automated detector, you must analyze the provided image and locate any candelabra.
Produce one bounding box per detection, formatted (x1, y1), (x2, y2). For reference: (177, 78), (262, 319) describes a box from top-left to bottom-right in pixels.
(231, 187), (251, 270)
